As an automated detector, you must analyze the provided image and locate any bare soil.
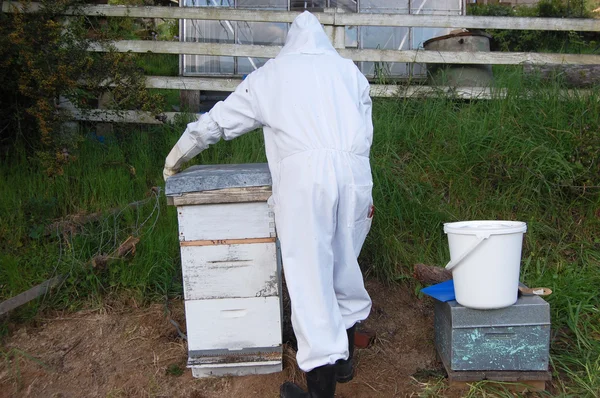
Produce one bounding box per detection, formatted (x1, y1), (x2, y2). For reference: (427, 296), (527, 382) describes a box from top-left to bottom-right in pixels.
(0, 280), (456, 398)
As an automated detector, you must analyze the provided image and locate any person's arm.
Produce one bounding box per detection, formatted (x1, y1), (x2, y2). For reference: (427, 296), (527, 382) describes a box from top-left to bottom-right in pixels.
(163, 73), (264, 180)
(360, 78), (373, 149)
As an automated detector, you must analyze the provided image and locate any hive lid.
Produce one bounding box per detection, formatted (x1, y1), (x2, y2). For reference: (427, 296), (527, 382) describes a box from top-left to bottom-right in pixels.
(441, 294), (550, 328)
(165, 163), (272, 197)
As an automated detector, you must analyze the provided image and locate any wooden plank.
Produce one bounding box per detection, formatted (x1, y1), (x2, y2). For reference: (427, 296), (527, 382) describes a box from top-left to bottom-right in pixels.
(3, 3), (599, 32)
(335, 13), (600, 32)
(448, 380), (546, 392)
(180, 243), (278, 300)
(185, 297), (281, 352)
(0, 2), (333, 24)
(62, 86), (598, 124)
(523, 64), (600, 87)
(177, 202), (274, 241)
(145, 76), (239, 91)
(63, 86), (597, 125)
(127, 77), (502, 99)
(170, 186), (272, 206)
(89, 41), (600, 65)
(68, 108), (179, 124)
(89, 41), (281, 59)
(338, 48), (600, 65)
(0, 276), (65, 315)
(439, 346), (552, 385)
(371, 85), (503, 99)
(446, 368), (552, 382)
(180, 238), (277, 247)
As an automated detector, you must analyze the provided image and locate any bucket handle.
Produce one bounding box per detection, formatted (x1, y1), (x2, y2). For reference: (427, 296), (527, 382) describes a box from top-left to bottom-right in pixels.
(445, 233), (490, 271)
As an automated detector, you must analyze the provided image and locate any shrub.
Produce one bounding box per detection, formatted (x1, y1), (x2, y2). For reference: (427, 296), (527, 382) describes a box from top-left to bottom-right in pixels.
(0, 0), (165, 176)
(467, 0), (595, 53)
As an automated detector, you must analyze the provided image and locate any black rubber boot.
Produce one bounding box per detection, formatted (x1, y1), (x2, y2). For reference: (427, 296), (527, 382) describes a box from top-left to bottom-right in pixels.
(280, 364), (337, 398)
(279, 382), (308, 398)
(335, 325), (356, 383)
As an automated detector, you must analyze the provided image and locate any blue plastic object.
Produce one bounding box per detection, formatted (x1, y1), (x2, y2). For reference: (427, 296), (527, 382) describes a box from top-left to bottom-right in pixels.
(421, 280), (456, 302)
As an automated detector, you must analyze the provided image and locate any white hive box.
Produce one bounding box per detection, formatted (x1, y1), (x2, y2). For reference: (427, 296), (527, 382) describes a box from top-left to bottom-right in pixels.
(166, 164), (282, 378)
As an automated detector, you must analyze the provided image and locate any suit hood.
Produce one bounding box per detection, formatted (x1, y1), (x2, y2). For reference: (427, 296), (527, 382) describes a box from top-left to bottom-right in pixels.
(277, 11), (338, 57)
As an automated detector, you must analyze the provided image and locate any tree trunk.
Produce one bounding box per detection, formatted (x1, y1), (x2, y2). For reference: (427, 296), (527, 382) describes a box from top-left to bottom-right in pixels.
(413, 263), (452, 285)
(523, 64), (600, 88)
(180, 90), (200, 113)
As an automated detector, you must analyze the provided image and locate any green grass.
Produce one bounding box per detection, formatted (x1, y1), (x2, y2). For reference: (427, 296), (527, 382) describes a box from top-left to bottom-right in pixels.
(136, 53), (179, 77)
(1, 76), (599, 396)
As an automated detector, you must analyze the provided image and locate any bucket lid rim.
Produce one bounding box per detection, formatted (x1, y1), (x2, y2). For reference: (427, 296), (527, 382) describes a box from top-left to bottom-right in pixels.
(444, 220), (527, 235)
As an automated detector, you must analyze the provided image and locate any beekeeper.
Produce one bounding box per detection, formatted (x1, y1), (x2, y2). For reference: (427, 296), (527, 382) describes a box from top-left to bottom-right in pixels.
(164, 11), (373, 398)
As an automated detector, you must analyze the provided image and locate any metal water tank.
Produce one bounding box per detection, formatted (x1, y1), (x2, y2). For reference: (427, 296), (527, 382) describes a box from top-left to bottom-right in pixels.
(424, 30), (494, 87)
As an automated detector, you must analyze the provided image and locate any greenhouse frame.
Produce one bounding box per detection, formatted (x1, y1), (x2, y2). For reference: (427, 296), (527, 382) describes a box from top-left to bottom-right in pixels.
(180, 0), (466, 79)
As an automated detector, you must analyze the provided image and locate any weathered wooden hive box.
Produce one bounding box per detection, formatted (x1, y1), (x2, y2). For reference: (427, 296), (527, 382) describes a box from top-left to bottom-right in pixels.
(166, 163), (282, 378)
(435, 294), (550, 373)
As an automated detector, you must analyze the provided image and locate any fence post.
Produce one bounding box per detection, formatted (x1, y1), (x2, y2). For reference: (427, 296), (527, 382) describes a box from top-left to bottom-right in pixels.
(324, 8), (335, 45)
(332, 8), (346, 50)
(324, 8), (345, 49)
(179, 2), (200, 113)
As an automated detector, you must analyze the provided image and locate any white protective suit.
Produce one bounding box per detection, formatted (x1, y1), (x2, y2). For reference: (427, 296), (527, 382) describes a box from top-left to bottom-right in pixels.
(164, 11), (373, 372)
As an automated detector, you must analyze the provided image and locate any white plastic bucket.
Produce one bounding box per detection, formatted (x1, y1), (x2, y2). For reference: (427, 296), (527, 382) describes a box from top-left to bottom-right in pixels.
(444, 221), (527, 309)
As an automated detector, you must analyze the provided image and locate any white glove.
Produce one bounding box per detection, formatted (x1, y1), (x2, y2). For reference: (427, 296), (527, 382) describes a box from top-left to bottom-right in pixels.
(163, 166), (178, 182)
(163, 130), (203, 182)
(163, 113), (223, 182)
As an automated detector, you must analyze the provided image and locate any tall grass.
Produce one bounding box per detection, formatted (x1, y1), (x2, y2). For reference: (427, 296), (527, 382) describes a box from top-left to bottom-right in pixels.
(0, 75), (599, 395)
(366, 73), (600, 282)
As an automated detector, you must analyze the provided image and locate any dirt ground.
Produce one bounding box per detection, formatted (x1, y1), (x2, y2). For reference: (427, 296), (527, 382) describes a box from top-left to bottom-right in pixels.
(0, 280), (458, 398)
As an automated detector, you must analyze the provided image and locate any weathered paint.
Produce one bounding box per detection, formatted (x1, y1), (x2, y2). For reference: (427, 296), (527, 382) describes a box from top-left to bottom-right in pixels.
(188, 347), (282, 365)
(166, 163), (272, 197)
(185, 297), (282, 353)
(181, 243), (279, 300)
(190, 361), (282, 378)
(450, 325), (550, 371)
(177, 202), (276, 242)
(170, 163), (282, 378)
(435, 295), (550, 372)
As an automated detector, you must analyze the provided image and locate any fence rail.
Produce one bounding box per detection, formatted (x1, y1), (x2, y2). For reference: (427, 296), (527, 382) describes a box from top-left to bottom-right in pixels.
(90, 40), (600, 66)
(3, 2), (600, 32)
(3, 1), (600, 123)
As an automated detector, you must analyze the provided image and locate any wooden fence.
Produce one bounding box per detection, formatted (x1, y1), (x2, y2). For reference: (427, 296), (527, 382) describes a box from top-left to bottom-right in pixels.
(3, 1), (600, 124)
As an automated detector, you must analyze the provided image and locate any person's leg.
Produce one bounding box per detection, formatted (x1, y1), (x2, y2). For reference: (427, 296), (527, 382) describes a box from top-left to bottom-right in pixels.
(275, 152), (345, 397)
(331, 167), (373, 382)
(332, 215), (372, 330)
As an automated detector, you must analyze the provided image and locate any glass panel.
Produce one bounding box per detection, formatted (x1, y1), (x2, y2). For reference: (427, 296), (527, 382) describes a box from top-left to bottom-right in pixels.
(182, 0), (235, 76)
(360, 26), (410, 77)
(359, 0), (409, 14)
(345, 26), (358, 48)
(183, 19), (235, 75)
(183, 0), (234, 6)
(411, 0), (462, 15)
(236, 22), (287, 46)
(237, 22), (287, 74)
(331, 0), (358, 12)
(290, 0), (327, 10)
(237, 0), (288, 9)
(411, 27), (452, 48)
(361, 26), (410, 51)
(410, 0), (462, 77)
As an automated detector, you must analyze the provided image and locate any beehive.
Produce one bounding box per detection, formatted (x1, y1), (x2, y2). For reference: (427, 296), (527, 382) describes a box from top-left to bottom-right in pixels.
(166, 164), (282, 378)
(435, 294), (551, 372)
